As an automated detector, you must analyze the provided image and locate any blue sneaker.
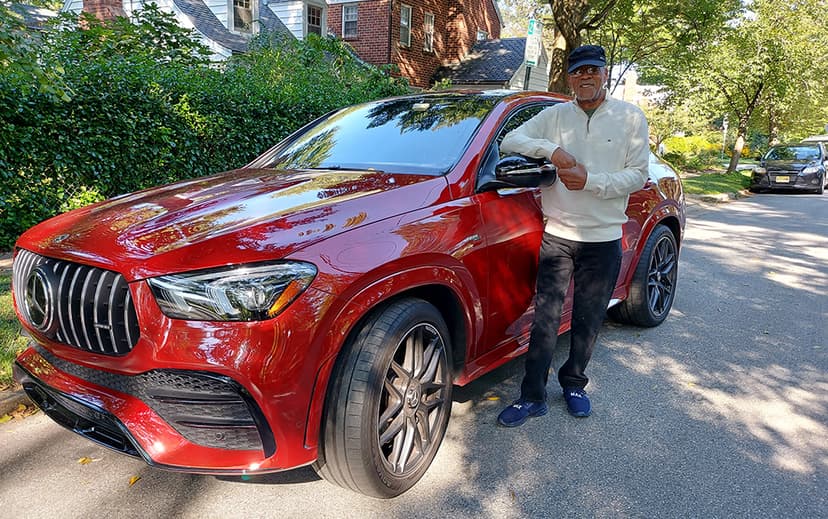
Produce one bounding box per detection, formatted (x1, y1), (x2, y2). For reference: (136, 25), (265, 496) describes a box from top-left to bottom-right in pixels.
(497, 399), (548, 427)
(563, 387), (592, 417)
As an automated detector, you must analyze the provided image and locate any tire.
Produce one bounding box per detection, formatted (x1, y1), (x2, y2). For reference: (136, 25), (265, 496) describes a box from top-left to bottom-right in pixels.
(609, 224), (678, 327)
(313, 298), (453, 498)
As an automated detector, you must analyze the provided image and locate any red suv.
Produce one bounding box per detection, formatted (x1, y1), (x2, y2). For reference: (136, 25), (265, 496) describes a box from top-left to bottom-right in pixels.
(13, 91), (685, 498)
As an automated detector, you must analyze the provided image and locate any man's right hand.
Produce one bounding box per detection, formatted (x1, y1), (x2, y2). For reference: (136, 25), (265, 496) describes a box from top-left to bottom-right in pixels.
(551, 148), (577, 169)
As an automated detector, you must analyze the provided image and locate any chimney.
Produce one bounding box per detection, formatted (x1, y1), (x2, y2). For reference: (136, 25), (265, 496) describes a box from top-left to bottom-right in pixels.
(82, 0), (125, 21)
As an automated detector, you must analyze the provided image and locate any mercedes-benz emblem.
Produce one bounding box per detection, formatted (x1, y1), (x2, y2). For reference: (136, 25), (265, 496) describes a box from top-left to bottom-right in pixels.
(25, 267), (57, 335)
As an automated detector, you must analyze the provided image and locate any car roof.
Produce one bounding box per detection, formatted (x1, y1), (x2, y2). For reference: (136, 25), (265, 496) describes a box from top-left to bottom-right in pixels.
(380, 89), (571, 105)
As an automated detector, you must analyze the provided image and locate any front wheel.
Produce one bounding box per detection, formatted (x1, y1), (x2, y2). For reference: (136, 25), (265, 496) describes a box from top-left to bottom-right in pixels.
(314, 298), (453, 498)
(609, 224), (679, 327)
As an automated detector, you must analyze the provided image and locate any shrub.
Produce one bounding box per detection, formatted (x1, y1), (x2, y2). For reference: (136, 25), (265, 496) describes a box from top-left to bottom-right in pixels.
(0, 7), (408, 250)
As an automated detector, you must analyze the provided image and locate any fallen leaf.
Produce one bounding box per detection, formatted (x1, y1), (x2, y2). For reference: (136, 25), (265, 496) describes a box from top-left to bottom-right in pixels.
(78, 457), (95, 465)
(0, 415), (11, 424)
(129, 475), (141, 486)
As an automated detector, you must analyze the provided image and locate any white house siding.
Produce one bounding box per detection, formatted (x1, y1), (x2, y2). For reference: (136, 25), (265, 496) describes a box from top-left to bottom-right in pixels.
(202, 0), (228, 30)
(61, 0), (84, 14)
(511, 61), (549, 91)
(270, 1), (304, 39)
(506, 43), (550, 92)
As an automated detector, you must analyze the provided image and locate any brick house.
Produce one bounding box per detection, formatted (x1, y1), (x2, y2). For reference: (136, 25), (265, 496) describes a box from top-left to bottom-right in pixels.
(326, 0), (503, 89)
(65, 0), (504, 88)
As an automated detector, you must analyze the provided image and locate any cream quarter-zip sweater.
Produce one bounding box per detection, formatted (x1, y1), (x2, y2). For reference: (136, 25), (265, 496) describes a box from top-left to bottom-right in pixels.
(500, 95), (649, 242)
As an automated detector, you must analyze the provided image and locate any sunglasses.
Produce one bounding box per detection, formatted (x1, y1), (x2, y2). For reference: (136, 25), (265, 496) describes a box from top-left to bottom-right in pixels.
(569, 66), (603, 76)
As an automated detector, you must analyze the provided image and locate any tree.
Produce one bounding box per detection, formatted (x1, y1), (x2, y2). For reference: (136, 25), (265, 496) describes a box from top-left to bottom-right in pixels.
(586, 0), (740, 95)
(648, 0), (828, 172)
(543, 0), (618, 93)
(0, 3), (67, 101)
(499, 0), (549, 38)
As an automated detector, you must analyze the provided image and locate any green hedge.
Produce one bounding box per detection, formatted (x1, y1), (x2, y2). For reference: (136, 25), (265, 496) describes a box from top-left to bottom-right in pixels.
(0, 5), (408, 250)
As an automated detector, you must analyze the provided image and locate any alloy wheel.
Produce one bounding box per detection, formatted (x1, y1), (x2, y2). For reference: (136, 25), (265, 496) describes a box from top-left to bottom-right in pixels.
(377, 322), (449, 476)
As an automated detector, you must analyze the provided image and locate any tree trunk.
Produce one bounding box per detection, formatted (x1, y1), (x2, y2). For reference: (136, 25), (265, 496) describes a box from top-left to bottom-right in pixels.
(547, 0), (590, 93)
(727, 134), (745, 174)
(545, 1), (617, 93)
(548, 28), (570, 93)
(727, 116), (750, 173)
(767, 106), (780, 146)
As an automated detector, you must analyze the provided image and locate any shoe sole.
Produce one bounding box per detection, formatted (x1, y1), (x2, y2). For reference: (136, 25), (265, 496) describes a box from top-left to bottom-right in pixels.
(567, 408), (591, 417)
(497, 406), (548, 427)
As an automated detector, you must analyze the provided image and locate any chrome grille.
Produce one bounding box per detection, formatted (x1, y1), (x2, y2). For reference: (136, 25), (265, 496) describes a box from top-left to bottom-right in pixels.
(13, 249), (140, 355)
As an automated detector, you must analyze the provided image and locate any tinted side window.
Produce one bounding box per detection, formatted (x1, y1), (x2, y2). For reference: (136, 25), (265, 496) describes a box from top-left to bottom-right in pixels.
(495, 105), (548, 155)
(476, 104), (553, 191)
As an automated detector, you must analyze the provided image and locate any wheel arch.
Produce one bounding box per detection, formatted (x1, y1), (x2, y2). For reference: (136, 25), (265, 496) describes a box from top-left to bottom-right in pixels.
(302, 266), (475, 452)
(618, 204), (683, 293)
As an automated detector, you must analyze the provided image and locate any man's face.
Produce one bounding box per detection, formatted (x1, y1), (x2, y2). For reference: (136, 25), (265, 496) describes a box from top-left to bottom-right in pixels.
(567, 66), (608, 105)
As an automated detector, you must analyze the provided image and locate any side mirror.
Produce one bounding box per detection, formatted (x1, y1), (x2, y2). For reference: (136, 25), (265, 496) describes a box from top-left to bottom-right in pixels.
(495, 155), (557, 188)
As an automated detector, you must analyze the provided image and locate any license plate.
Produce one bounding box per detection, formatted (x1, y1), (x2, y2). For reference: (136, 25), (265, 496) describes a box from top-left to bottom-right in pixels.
(773, 175), (790, 183)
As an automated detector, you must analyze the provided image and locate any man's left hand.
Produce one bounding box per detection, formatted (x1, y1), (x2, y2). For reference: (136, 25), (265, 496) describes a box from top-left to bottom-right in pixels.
(557, 163), (588, 190)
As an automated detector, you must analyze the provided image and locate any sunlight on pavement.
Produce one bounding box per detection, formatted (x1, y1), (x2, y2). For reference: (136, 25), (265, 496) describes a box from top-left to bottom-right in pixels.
(610, 343), (828, 476)
(686, 219), (828, 296)
(677, 365), (828, 475)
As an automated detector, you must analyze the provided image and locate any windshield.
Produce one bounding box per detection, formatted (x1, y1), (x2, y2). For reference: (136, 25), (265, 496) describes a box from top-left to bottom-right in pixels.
(250, 95), (500, 175)
(764, 145), (820, 161)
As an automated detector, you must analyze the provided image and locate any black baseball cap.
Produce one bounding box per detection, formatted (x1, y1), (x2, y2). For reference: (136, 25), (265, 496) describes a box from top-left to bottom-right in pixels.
(567, 45), (606, 73)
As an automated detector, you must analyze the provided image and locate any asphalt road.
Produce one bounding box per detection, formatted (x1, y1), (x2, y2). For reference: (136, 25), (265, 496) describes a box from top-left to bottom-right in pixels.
(1, 193), (826, 518)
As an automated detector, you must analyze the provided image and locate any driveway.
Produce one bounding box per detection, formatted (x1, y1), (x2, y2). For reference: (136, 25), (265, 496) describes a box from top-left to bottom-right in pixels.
(1, 193), (826, 518)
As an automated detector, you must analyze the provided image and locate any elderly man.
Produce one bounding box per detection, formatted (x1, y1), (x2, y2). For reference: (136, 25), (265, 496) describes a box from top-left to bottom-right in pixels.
(497, 45), (650, 426)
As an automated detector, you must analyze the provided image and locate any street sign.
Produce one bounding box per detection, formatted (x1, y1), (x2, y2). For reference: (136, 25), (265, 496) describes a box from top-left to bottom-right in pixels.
(524, 19), (542, 67)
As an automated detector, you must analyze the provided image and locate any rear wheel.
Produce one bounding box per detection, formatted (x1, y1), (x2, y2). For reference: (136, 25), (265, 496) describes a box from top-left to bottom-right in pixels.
(610, 224), (678, 327)
(314, 298), (453, 498)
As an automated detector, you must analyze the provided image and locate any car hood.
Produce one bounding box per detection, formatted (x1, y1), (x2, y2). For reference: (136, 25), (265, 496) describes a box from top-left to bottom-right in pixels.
(763, 159), (817, 172)
(17, 168), (446, 280)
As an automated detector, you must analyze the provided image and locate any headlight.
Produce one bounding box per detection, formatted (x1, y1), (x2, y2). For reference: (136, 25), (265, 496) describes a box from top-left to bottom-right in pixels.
(802, 166), (818, 174)
(753, 167), (766, 174)
(148, 261), (317, 321)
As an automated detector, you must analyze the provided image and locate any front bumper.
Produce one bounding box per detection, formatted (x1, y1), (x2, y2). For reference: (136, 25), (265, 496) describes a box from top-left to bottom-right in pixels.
(13, 345), (297, 475)
(751, 171), (824, 190)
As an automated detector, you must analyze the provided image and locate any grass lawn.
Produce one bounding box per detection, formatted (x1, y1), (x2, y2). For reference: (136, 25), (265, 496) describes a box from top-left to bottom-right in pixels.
(681, 169), (753, 196)
(0, 273), (27, 387)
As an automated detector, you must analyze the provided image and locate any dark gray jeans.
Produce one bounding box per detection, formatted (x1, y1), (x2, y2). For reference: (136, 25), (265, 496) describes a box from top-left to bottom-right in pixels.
(520, 233), (622, 401)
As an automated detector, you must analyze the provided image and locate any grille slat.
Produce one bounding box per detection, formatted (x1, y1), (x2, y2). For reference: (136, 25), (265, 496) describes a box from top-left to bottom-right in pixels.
(78, 268), (97, 352)
(124, 289), (135, 351)
(93, 271), (112, 354)
(109, 276), (123, 354)
(12, 249), (140, 355)
(66, 265), (85, 351)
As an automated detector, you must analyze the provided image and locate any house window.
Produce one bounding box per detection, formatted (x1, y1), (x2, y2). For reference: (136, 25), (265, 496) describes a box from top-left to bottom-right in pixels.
(400, 4), (411, 48)
(343, 4), (357, 39)
(307, 4), (323, 36)
(423, 12), (434, 52)
(476, 30), (488, 42)
(231, 0), (256, 34)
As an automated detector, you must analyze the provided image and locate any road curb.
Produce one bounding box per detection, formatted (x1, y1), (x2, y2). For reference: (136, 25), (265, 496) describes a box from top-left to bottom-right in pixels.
(687, 189), (751, 204)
